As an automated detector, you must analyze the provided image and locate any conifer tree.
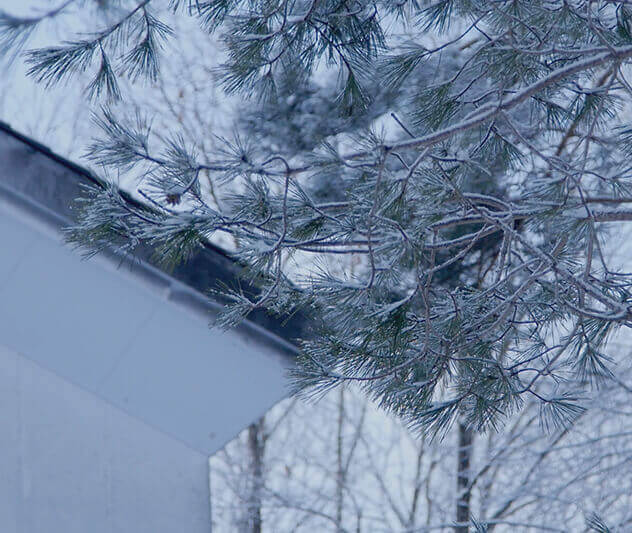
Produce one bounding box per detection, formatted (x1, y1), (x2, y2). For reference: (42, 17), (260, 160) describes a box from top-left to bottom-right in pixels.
(4, 0), (632, 438)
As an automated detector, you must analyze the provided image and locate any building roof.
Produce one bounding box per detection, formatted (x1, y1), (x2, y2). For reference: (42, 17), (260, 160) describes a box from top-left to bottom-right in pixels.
(0, 120), (306, 454)
(0, 120), (308, 344)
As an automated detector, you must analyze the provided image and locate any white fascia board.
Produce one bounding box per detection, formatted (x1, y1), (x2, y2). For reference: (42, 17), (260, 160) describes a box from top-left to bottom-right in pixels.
(0, 183), (294, 455)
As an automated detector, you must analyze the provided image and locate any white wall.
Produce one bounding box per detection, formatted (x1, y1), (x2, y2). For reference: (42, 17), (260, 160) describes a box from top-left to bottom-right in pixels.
(0, 343), (212, 533)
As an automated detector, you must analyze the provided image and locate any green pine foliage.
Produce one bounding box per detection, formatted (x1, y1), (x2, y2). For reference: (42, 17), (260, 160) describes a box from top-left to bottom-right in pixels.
(5, 0), (632, 442)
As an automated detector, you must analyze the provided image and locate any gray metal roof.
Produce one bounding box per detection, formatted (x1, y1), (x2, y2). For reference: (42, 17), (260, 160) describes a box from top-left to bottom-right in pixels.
(0, 120), (308, 345)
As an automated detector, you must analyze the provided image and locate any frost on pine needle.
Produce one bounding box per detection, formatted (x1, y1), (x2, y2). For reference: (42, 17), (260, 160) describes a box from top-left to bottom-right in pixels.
(9, 0), (632, 445)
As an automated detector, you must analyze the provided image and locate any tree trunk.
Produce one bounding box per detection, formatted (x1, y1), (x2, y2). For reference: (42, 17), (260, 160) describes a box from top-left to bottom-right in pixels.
(455, 423), (473, 533)
(246, 417), (265, 533)
(335, 386), (346, 532)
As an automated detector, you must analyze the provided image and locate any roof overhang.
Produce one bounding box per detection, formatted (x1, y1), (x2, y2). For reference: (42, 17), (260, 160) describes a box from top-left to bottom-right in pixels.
(0, 121), (300, 455)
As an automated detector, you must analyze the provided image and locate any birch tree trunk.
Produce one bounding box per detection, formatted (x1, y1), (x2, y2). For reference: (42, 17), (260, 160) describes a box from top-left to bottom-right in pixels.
(246, 418), (265, 533)
(335, 386), (345, 532)
(455, 423), (474, 533)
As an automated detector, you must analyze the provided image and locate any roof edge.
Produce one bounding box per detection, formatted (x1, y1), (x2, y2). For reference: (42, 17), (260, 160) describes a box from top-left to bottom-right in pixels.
(0, 120), (309, 348)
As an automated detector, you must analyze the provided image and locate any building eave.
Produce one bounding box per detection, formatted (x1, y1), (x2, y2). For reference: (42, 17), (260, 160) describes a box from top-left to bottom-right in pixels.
(0, 120), (305, 454)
